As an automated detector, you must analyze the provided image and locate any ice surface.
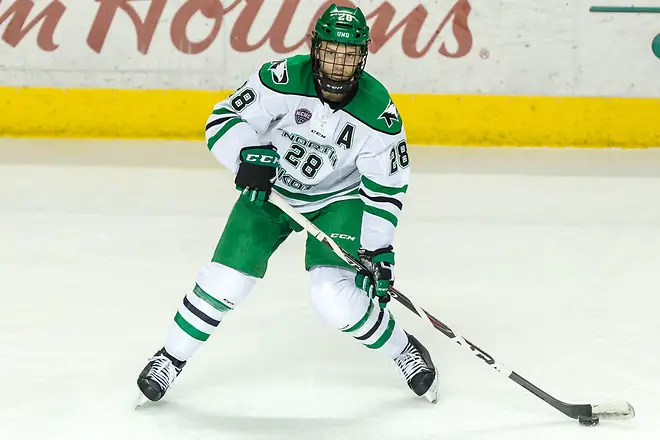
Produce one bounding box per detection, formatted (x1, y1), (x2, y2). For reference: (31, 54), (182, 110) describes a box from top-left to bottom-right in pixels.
(0, 139), (658, 440)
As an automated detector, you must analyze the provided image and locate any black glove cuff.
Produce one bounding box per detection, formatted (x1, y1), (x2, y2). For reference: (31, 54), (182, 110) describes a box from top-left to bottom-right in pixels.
(358, 245), (394, 259)
(235, 162), (276, 191)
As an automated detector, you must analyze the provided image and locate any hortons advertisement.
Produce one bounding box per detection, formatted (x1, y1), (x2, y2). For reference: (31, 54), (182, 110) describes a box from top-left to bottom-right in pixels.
(0, 0), (658, 146)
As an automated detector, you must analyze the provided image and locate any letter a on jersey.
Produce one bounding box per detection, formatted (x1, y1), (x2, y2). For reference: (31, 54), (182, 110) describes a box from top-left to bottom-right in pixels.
(378, 99), (399, 128)
(268, 60), (289, 85)
(336, 123), (355, 149)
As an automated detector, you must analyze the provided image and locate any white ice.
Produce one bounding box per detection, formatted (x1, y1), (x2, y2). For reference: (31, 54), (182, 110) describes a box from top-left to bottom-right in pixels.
(0, 139), (658, 440)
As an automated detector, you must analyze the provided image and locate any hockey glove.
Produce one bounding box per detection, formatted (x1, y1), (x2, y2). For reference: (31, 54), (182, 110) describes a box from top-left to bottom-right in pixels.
(235, 145), (280, 206)
(355, 246), (395, 309)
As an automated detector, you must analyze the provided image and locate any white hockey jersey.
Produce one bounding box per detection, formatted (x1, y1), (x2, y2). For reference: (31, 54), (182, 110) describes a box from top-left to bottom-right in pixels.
(204, 54), (410, 251)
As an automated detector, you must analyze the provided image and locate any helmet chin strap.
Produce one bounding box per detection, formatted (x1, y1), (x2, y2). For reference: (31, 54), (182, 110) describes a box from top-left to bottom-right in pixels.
(317, 74), (355, 95)
(313, 75), (359, 110)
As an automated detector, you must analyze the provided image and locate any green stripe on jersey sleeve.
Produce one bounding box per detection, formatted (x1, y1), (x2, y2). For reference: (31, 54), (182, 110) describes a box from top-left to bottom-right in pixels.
(207, 118), (245, 151)
(361, 176), (408, 196)
(364, 205), (399, 227)
(212, 107), (238, 116)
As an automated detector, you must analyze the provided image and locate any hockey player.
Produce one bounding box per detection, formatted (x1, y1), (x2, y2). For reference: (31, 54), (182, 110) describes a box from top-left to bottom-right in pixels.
(137, 4), (438, 405)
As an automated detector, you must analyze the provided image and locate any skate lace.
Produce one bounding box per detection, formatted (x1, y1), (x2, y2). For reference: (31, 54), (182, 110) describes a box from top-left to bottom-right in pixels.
(394, 343), (429, 381)
(147, 355), (180, 391)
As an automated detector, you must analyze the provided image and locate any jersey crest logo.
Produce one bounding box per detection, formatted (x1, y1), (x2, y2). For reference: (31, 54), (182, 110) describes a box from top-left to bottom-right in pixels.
(295, 108), (312, 124)
(268, 59), (289, 85)
(378, 99), (399, 128)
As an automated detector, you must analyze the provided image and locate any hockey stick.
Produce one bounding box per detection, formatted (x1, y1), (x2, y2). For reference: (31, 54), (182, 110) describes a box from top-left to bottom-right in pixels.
(268, 192), (634, 425)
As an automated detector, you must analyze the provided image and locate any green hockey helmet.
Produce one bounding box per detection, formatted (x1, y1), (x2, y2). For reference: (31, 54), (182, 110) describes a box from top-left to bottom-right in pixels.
(311, 4), (371, 95)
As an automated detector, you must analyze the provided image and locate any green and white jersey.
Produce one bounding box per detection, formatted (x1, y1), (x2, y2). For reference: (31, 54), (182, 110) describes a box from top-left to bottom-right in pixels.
(205, 54), (410, 250)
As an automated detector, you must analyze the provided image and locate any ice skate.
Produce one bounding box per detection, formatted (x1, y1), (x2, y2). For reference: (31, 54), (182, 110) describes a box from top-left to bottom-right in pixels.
(135, 348), (186, 407)
(394, 333), (438, 403)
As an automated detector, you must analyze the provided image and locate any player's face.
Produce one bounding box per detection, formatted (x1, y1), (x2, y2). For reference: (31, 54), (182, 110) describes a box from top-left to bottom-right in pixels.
(316, 41), (361, 82)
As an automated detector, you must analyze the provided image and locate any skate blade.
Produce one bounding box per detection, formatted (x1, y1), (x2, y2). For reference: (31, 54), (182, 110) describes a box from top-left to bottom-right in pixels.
(134, 393), (150, 409)
(423, 373), (439, 404)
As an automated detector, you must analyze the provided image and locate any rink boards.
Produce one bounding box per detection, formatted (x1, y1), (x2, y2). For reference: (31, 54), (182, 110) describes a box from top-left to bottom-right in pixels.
(2, 86), (659, 148)
(1, 0), (660, 147)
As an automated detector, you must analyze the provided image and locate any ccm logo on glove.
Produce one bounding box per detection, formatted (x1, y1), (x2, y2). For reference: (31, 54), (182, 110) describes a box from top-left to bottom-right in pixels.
(244, 153), (280, 165)
(235, 145), (280, 206)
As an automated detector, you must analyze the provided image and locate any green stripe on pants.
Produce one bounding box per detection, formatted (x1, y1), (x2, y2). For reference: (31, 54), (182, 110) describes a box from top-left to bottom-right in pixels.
(343, 300), (375, 333)
(174, 312), (211, 341)
(365, 313), (395, 349)
(193, 283), (232, 312)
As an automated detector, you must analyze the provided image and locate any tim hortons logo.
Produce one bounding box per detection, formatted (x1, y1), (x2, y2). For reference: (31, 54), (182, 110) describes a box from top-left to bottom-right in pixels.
(0, 0), (473, 58)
